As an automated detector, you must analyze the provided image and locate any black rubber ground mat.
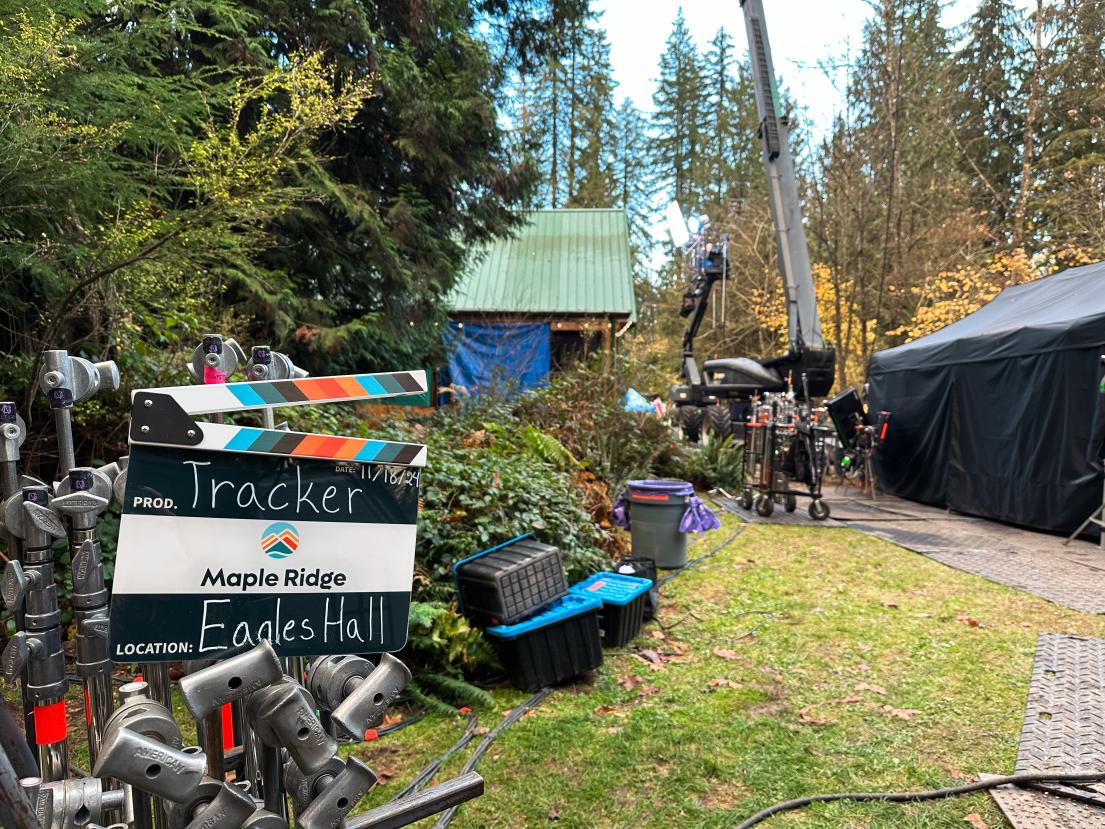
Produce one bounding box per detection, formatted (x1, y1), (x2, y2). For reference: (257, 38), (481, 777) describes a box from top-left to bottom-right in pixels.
(845, 521), (1105, 614)
(717, 492), (1105, 613)
(991, 633), (1105, 827)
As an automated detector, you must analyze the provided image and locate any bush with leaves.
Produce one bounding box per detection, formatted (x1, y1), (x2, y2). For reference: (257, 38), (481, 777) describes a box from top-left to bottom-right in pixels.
(677, 436), (745, 492)
(515, 355), (684, 493)
(337, 394), (610, 678)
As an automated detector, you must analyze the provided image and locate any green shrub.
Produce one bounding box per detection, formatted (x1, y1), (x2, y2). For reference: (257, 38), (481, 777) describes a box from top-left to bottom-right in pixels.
(516, 355), (682, 492)
(677, 436), (745, 491)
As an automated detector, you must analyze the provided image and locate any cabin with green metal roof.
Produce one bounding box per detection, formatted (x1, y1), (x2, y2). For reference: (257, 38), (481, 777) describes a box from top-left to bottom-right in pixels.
(442, 209), (637, 396)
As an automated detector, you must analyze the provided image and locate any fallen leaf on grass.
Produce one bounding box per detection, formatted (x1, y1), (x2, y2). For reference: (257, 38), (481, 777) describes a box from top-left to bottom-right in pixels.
(956, 614), (981, 628)
(375, 767), (398, 784)
(548, 809), (562, 821)
(668, 640), (690, 655)
(854, 682), (887, 696)
(708, 678), (743, 689)
(963, 813), (988, 829)
(880, 599), (899, 609)
(620, 675), (643, 692)
(606, 727), (623, 734)
(634, 653), (666, 672)
(839, 695), (864, 704)
(650, 629), (666, 640)
(637, 685), (660, 698)
(473, 726), (490, 736)
(664, 654), (696, 664)
(594, 705), (618, 716)
(798, 706), (836, 725)
(883, 706), (920, 720)
(713, 647), (742, 660)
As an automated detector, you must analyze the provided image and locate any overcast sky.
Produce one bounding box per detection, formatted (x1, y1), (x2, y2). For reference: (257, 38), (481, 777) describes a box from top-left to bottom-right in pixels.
(594, 0), (1035, 141)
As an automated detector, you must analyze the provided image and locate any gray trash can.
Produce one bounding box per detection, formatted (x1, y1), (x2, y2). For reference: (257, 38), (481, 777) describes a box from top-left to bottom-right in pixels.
(626, 480), (694, 569)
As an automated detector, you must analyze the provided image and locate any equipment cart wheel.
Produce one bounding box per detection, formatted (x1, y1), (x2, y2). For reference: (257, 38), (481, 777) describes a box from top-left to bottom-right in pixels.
(784, 493), (797, 513)
(676, 405), (703, 443)
(704, 404), (731, 443)
(809, 499), (831, 521)
(739, 489), (754, 510)
(755, 494), (774, 517)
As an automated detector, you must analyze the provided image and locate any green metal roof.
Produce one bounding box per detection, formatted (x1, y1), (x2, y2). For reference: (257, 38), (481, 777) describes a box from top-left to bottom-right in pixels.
(450, 209), (637, 321)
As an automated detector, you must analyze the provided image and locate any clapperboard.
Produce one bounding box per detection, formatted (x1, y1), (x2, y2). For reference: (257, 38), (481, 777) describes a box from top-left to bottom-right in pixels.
(109, 371), (428, 662)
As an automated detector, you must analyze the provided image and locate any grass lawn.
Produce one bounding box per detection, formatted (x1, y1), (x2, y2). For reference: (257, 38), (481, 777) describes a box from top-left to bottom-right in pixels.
(17, 512), (1105, 827)
(347, 513), (1105, 828)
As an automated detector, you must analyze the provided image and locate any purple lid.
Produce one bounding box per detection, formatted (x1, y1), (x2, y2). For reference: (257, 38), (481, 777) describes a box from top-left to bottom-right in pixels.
(627, 480), (693, 496)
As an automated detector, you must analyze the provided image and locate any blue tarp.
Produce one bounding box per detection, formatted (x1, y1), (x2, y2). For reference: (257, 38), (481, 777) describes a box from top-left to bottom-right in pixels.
(443, 321), (550, 398)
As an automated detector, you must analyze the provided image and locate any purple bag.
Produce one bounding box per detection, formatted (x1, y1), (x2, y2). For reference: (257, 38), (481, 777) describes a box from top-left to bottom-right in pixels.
(612, 491), (630, 529)
(613, 481), (720, 533)
(680, 496), (721, 533)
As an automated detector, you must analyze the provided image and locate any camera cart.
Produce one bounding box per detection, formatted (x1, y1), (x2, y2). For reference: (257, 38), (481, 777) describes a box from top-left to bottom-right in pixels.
(738, 416), (832, 521)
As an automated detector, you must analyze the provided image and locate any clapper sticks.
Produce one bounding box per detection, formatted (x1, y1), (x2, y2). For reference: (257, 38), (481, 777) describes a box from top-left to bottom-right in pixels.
(0, 335), (484, 829)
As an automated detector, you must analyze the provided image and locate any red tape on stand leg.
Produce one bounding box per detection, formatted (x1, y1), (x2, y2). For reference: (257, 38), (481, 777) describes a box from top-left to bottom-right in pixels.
(85, 687), (91, 726)
(34, 701), (67, 745)
(221, 703), (235, 751)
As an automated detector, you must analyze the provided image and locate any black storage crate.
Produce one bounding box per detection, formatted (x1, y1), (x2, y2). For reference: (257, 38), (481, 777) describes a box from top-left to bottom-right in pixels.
(570, 572), (652, 647)
(454, 534), (568, 627)
(484, 594), (603, 691)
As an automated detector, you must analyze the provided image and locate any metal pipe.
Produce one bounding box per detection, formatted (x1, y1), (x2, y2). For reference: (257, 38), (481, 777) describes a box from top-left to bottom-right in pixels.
(37, 731), (68, 782)
(141, 663), (172, 709)
(16, 488), (69, 784)
(261, 745), (286, 817)
(116, 682), (156, 829)
(0, 406), (36, 757)
(345, 773), (485, 829)
(202, 711), (226, 780)
(52, 409), (76, 477)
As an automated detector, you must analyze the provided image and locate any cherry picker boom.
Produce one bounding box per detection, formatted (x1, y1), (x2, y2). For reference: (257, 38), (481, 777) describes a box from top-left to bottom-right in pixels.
(671, 0), (836, 442)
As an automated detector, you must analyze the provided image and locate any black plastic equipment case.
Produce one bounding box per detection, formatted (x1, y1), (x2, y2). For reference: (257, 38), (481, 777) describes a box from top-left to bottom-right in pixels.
(484, 593), (603, 691)
(825, 386), (869, 451)
(615, 556), (659, 620)
(570, 572), (653, 647)
(453, 534), (568, 627)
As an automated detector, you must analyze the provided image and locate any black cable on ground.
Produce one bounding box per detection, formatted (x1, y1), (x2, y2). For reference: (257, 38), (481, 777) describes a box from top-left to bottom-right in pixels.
(732, 769), (1105, 829)
(372, 710), (427, 739)
(392, 711), (480, 801)
(430, 687), (551, 829)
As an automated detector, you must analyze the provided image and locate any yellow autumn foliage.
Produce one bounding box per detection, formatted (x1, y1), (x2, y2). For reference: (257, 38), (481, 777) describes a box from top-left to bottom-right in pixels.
(888, 247), (1098, 342)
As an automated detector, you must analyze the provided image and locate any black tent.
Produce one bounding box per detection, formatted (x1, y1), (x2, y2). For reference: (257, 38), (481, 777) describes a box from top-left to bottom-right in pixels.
(868, 262), (1105, 533)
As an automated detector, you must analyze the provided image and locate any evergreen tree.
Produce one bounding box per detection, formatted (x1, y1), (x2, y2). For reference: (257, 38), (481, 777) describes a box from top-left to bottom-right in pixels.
(951, 0), (1027, 236)
(610, 98), (656, 265)
(701, 28), (759, 211)
(653, 9), (705, 209)
(566, 26), (618, 207)
(1030, 0), (1105, 254)
(205, 0), (538, 373)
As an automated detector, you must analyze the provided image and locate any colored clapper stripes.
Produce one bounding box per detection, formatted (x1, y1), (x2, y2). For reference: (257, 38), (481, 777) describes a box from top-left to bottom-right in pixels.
(225, 372), (424, 408)
(223, 427), (424, 465)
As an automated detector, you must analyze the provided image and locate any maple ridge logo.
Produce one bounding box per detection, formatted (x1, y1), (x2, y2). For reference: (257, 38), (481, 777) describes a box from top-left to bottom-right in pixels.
(260, 522), (300, 559)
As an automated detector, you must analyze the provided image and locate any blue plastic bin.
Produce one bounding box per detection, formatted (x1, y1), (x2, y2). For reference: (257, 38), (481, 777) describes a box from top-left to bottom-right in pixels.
(485, 594), (603, 690)
(570, 572), (653, 647)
